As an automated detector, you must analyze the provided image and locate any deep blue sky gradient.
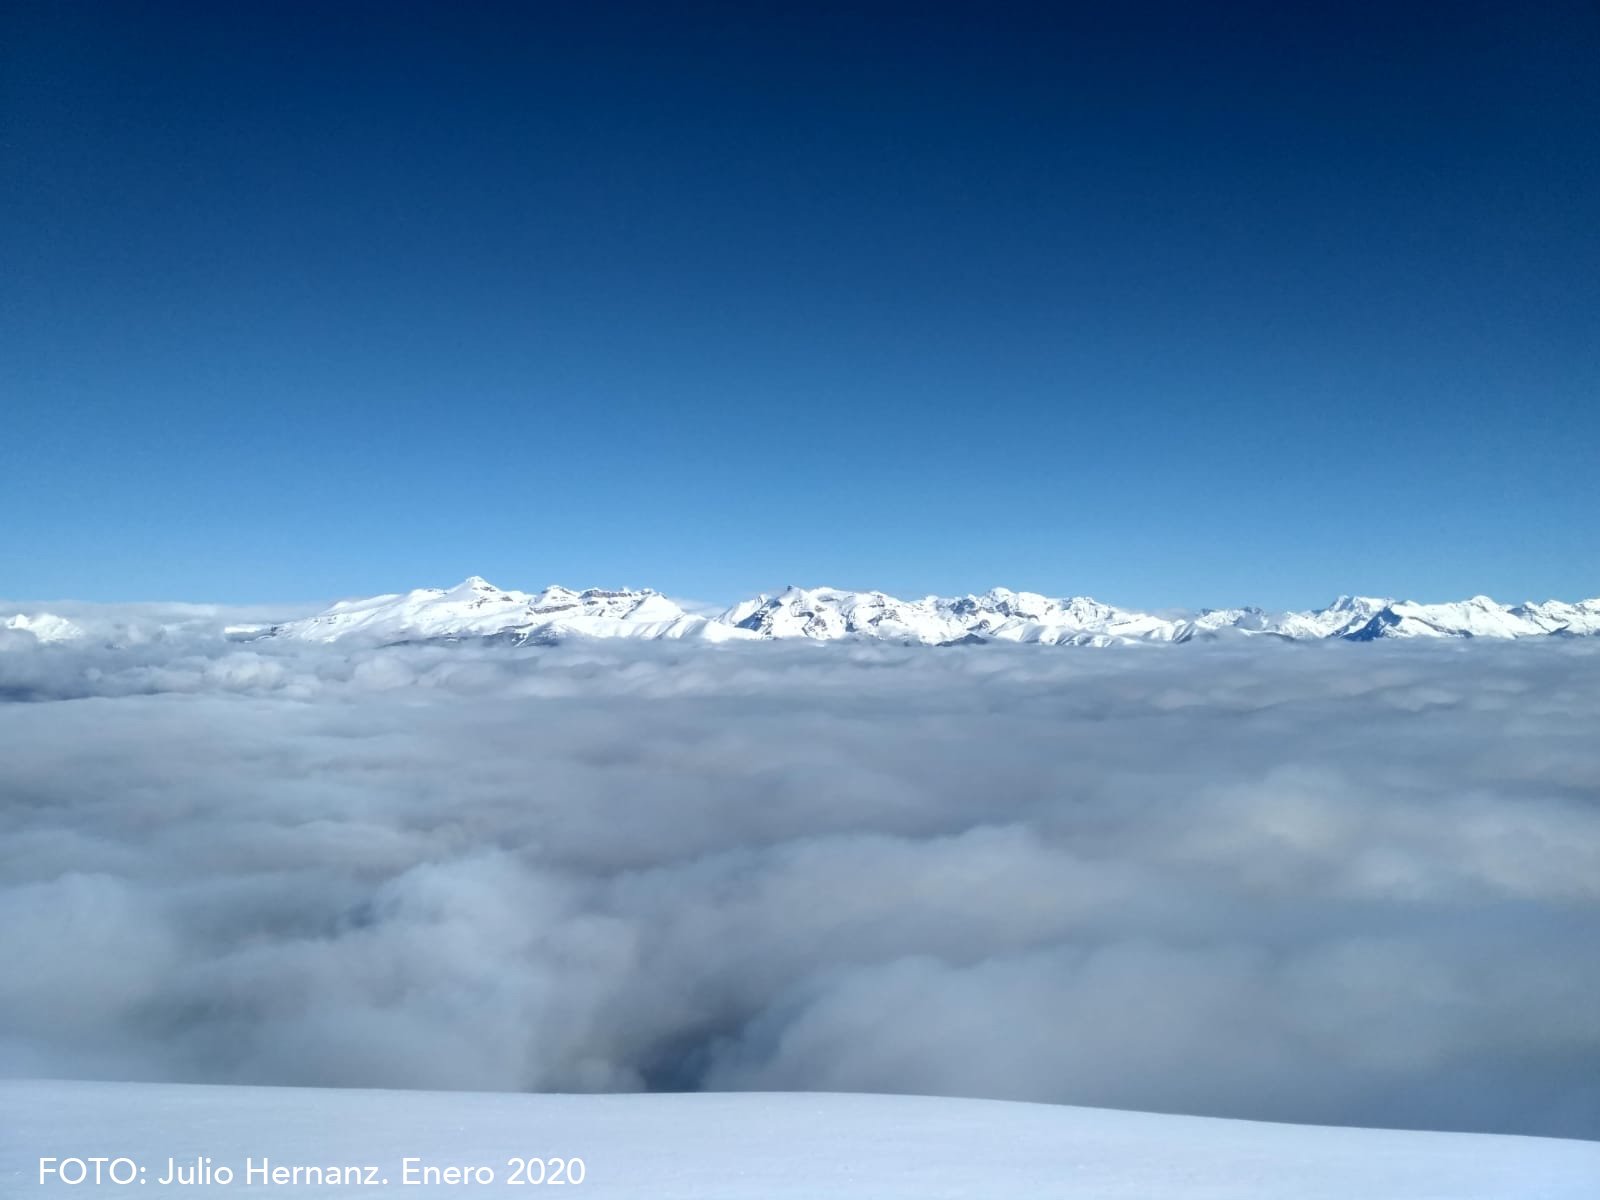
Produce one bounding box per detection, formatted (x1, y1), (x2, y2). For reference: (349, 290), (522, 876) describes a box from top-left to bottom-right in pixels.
(4, 2), (1597, 609)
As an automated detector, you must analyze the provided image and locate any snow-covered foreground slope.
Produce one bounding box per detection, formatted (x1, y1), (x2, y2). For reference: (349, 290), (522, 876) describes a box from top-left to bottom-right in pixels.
(4, 1081), (1596, 1200)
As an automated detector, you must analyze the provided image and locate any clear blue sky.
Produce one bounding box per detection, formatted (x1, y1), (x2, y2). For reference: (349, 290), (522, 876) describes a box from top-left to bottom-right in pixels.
(4, 1), (1597, 610)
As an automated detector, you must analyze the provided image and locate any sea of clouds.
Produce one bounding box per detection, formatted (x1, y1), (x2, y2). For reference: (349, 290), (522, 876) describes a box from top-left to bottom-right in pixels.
(1, 623), (1597, 1139)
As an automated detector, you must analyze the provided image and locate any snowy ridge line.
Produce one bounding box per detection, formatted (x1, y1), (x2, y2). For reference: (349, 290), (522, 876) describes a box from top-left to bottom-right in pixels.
(7, 576), (1599, 649)
(214, 577), (1600, 647)
(248, 577), (1600, 646)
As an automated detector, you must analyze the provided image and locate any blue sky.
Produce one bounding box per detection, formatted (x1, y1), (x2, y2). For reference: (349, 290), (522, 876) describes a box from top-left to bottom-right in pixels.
(3, 2), (1596, 610)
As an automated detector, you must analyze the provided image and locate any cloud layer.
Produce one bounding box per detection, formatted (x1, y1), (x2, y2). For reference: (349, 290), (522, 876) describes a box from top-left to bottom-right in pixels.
(2, 632), (1597, 1139)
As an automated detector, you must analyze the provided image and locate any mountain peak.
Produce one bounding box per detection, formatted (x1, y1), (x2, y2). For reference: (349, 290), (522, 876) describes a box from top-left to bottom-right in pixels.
(1326, 594), (1391, 612)
(442, 575), (502, 596)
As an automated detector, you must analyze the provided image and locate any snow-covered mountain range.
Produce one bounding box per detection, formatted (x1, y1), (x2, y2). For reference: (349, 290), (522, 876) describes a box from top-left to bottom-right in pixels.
(236, 577), (1600, 647)
(7, 577), (1597, 650)
(239, 576), (748, 646)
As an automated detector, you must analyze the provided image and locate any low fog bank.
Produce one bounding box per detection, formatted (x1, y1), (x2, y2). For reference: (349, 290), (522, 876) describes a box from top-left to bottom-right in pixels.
(1, 634), (1597, 1139)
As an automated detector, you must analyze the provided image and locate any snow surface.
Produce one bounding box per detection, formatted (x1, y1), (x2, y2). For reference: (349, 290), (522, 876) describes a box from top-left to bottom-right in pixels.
(4, 1080), (1596, 1199)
